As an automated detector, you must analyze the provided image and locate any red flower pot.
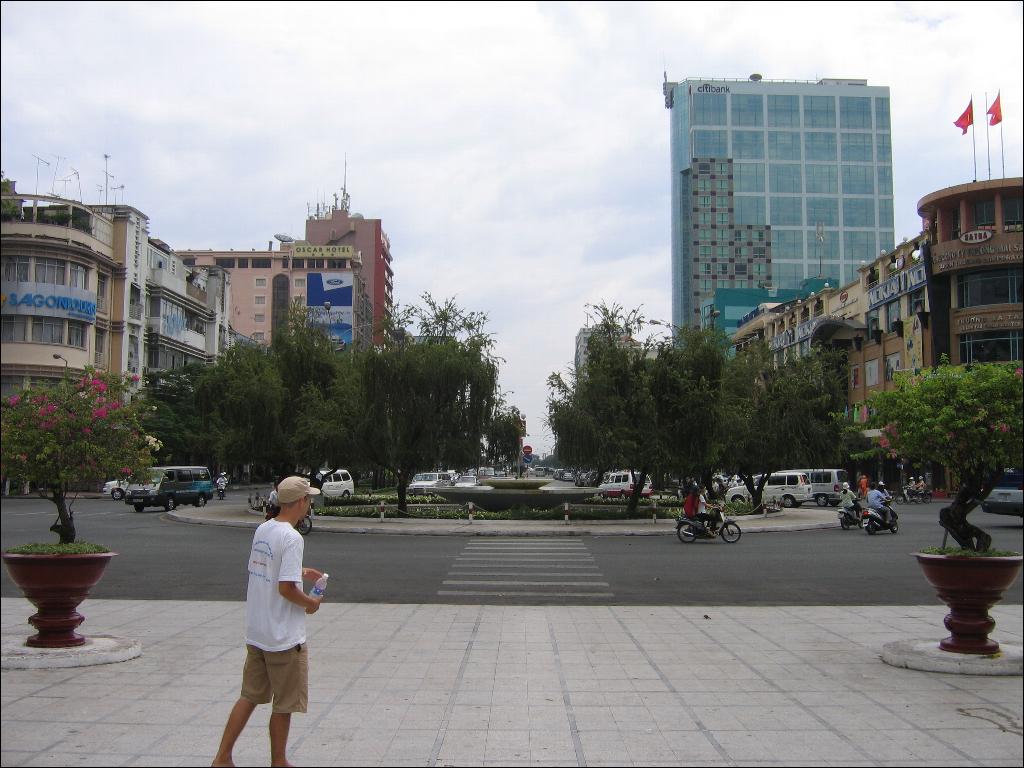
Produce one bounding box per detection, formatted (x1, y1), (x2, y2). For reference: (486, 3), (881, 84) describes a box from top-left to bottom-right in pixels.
(914, 552), (1023, 654)
(2, 552), (115, 648)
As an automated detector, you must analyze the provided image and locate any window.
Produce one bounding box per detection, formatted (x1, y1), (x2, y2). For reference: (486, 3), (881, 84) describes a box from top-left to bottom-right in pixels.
(807, 198), (839, 227)
(215, 258), (236, 268)
(769, 164), (801, 193)
(716, 212), (730, 226)
(732, 94), (763, 126)
(697, 195), (713, 208)
(251, 258), (272, 269)
(974, 199), (995, 228)
(877, 166), (893, 196)
(957, 267), (1022, 307)
(254, 313), (265, 323)
(95, 329), (106, 354)
(718, 262), (729, 275)
(733, 163), (765, 193)
(959, 330), (1022, 363)
(773, 230), (803, 259)
(909, 288), (927, 315)
(2, 316), (28, 342)
(252, 331), (265, 342)
(840, 97), (873, 129)
(805, 164), (838, 193)
(865, 359), (879, 387)
(876, 133), (892, 163)
(773, 261), (805, 287)
(842, 165), (874, 195)
(879, 198), (894, 229)
(804, 96), (836, 128)
(3, 255), (30, 282)
(875, 98), (891, 130)
(254, 295), (266, 305)
(236, 258), (249, 269)
(34, 258), (65, 285)
(255, 277), (267, 287)
(950, 207), (961, 239)
(68, 263), (88, 290)
(885, 300), (901, 331)
(850, 365), (860, 388)
(770, 197), (803, 226)
(841, 133), (873, 162)
(693, 130), (728, 157)
(732, 131), (764, 160)
(767, 132), (801, 161)
(292, 259), (305, 269)
(735, 196), (766, 225)
(845, 231), (877, 263)
(885, 352), (901, 381)
(692, 93), (727, 125)
(843, 198), (875, 227)
(767, 95), (800, 127)
(68, 321), (87, 349)
(805, 133), (837, 161)
(32, 317), (64, 344)
(1004, 197), (1023, 228)
(294, 278), (306, 288)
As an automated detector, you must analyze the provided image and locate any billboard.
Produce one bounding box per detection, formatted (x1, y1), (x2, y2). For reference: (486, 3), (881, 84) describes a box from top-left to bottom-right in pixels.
(306, 272), (353, 346)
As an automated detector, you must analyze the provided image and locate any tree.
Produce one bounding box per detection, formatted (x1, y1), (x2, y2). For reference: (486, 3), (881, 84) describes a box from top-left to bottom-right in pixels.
(141, 364), (212, 466)
(547, 304), (659, 515)
(717, 344), (847, 506)
(485, 402), (525, 471)
(865, 361), (1023, 551)
(1, 369), (158, 543)
(358, 295), (499, 511)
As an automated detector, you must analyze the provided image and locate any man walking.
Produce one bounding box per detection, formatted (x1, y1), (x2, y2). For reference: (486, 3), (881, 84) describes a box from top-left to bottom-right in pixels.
(213, 476), (324, 767)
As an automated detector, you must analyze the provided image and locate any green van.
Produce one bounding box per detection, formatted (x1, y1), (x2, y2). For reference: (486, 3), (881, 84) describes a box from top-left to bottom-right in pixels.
(124, 465), (214, 512)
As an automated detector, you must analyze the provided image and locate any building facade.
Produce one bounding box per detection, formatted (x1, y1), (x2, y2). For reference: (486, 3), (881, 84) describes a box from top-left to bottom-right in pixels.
(664, 75), (894, 328)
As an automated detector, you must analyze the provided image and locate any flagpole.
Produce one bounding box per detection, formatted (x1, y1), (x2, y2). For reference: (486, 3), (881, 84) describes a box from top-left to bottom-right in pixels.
(984, 91), (991, 180)
(1000, 117), (1005, 178)
(971, 97), (977, 182)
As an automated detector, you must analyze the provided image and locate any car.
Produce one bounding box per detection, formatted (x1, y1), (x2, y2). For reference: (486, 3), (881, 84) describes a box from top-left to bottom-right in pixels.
(102, 479), (129, 501)
(793, 468), (850, 507)
(598, 470), (654, 499)
(124, 465), (214, 512)
(320, 469), (355, 498)
(454, 474), (479, 487)
(575, 470), (597, 487)
(408, 472), (450, 494)
(982, 468), (1023, 517)
(726, 472), (813, 508)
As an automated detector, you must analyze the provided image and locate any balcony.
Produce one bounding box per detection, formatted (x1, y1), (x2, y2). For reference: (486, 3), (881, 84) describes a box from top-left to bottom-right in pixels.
(128, 303), (144, 322)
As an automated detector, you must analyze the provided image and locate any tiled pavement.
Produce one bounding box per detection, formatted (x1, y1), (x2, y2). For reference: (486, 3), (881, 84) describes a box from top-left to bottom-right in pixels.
(2, 598), (1022, 766)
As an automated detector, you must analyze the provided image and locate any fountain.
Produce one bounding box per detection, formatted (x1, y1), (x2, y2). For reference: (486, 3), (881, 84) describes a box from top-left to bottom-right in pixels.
(432, 478), (597, 512)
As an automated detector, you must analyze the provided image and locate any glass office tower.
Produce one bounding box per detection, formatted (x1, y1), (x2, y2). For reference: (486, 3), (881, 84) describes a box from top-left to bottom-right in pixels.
(664, 76), (894, 328)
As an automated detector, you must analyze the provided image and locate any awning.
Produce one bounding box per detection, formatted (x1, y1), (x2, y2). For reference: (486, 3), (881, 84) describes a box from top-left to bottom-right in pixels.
(810, 317), (867, 343)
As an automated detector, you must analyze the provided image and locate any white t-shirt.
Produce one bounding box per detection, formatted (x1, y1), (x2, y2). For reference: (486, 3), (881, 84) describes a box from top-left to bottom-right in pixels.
(245, 519), (306, 651)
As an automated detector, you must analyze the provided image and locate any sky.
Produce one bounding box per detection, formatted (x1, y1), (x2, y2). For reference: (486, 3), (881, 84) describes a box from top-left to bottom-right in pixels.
(2, 1), (1022, 456)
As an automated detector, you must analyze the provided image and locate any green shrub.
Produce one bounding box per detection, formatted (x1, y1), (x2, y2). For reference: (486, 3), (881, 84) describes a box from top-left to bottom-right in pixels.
(919, 546), (1020, 557)
(5, 541), (110, 555)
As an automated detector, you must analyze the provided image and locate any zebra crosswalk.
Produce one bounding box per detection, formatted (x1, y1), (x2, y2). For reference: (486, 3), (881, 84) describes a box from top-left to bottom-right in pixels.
(437, 537), (613, 599)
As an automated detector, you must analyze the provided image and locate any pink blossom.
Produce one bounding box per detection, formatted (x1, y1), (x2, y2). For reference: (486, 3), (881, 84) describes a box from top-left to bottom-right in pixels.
(878, 436), (890, 449)
(1000, 424), (1010, 433)
(7, 395), (20, 406)
(83, 427), (92, 434)
(108, 401), (121, 411)
(130, 374), (140, 383)
(120, 467), (132, 476)
(92, 406), (109, 419)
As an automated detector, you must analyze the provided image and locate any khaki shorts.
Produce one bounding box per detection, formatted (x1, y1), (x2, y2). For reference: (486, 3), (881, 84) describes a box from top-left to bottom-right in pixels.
(241, 643), (308, 714)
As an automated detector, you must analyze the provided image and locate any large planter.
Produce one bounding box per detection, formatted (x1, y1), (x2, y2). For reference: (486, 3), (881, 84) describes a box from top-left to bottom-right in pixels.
(914, 552), (1023, 654)
(2, 552), (116, 648)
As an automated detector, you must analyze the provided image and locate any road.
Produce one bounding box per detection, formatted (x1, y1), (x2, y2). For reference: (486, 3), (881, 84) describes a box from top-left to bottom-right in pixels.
(2, 492), (1021, 605)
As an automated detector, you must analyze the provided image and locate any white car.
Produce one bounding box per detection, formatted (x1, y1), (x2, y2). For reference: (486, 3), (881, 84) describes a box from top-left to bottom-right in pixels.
(454, 474), (479, 487)
(102, 479), (129, 500)
(726, 472), (813, 508)
(408, 472), (450, 494)
(598, 470), (653, 499)
(320, 469), (355, 498)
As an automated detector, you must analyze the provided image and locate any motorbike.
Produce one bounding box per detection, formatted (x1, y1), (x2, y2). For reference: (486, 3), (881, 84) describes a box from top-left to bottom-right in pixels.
(897, 485), (932, 504)
(676, 506), (742, 543)
(249, 492), (313, 536)
(216, 485), (226, 500)
(862, 503), (899, 535)
(838, 498), (863, 529)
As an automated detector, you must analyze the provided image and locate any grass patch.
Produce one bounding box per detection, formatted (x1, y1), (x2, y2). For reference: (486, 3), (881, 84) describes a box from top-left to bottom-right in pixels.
(317, 505), (683, 521)
(5, 541), (110, 555)
(919, 546), (1021, 557)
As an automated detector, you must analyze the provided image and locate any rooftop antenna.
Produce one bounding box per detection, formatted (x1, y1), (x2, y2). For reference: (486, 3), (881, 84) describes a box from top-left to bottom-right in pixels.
(95, 184), (104, 203)
(69, 168), (83, 201)
(112, 184), (125, 205)
(31, 154), (50, 195)
(103, 153), (113, 205)
(50, 155), (65, 195)
(340, 153), (351, 213)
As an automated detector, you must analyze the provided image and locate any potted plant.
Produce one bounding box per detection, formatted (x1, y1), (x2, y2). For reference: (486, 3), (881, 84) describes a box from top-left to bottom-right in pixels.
(1, 368), (158, 647)
(865, 360), (1022, 655)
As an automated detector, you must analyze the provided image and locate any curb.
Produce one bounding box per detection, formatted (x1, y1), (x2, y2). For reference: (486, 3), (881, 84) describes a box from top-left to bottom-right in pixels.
(2, 634), (142, 670)
(881, 639), (1023, 676)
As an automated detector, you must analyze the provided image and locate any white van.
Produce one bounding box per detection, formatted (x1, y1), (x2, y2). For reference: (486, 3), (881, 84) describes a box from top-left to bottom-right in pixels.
(320, 469), (355, 498)
(793, 469), (850, 507)
(726, 472), (813, 508)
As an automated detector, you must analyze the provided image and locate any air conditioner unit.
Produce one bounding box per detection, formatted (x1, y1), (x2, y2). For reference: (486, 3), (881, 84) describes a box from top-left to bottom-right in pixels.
(871, 329), (882, 344)
(893, 319), (904, 337)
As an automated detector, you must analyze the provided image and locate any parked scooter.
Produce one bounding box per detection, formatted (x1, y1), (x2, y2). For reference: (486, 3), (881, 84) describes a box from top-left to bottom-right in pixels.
(838, 498), (863, 529)
(862, 504), (899, 534)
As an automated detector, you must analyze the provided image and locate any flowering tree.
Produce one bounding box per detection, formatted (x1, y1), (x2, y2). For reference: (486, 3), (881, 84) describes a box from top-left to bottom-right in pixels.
(1, 369), (159, 544)
(867, 362), (1023, 551)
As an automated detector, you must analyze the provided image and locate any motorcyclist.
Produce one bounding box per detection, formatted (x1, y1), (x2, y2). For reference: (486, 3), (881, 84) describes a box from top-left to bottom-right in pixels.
(682, 483), (717, 535)
(914, 476), (927, 493)
(867, 481), (891, 524)
(216, 474), (227, 491)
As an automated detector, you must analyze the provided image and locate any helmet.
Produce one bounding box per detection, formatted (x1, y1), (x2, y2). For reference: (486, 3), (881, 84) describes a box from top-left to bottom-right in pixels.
(878, 481), (885, 487)
(842, 481), (850, 490)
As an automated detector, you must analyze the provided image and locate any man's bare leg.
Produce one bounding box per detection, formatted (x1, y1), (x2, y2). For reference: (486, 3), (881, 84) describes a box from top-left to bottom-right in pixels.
(212, 698), (257, 767)
(269, 711), (293, 767)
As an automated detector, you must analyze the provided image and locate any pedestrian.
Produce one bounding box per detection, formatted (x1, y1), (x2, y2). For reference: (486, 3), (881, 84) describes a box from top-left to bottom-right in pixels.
(857, 472), (870, 499)
(212, 476), (324, 768)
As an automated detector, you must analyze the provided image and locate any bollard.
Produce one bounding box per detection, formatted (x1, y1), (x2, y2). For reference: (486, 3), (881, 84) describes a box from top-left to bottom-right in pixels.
(564, 502), (570, 525)
(468, 502), (474, 523)
(653, 500), (658, 523)
(379, 501), (385, 522)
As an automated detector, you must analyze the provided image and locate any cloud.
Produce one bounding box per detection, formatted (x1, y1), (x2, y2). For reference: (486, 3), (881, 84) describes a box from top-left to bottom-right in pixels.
(2, 1), (1021, 456)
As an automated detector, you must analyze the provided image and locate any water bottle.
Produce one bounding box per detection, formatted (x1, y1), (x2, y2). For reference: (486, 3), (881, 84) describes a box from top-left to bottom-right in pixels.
(310, 573), (329, 598)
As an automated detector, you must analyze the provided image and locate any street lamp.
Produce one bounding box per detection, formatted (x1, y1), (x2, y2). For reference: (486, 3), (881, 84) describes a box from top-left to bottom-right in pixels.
(52, 353), (69, 375)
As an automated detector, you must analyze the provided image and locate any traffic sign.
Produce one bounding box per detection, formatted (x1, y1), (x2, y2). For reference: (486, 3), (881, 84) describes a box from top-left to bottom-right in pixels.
(522, 454), (533, 464)
(522, 445), (533, 456)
